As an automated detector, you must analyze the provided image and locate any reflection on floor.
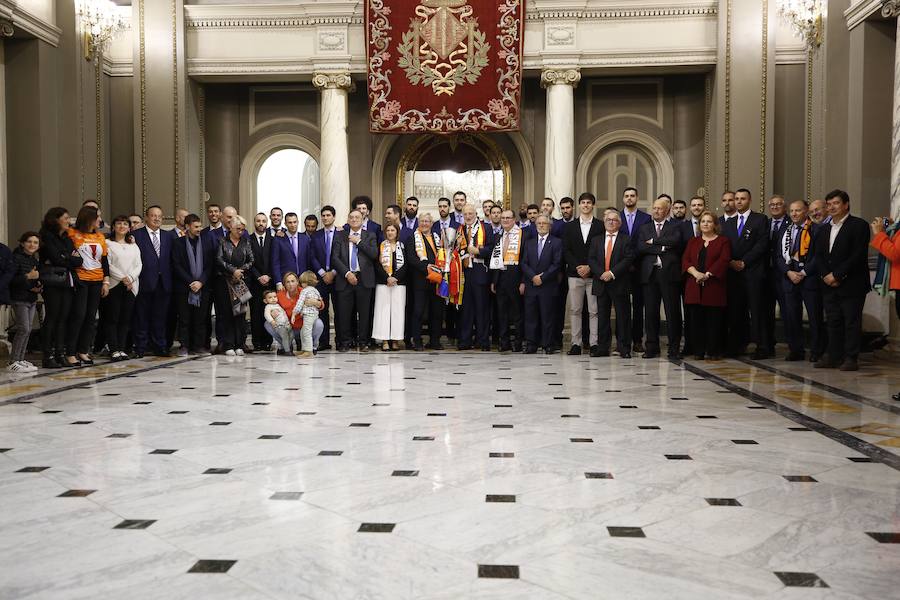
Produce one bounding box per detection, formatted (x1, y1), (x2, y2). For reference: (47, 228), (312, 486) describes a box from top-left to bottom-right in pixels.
(1, 350), (899, 599)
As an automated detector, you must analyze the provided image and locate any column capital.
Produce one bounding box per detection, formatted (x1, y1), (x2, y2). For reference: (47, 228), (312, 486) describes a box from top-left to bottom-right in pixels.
(883, 1), (900, 18)
(540, 68), (581, 89)
(0, 18), (14, 37)
(312, 72), (354, 91)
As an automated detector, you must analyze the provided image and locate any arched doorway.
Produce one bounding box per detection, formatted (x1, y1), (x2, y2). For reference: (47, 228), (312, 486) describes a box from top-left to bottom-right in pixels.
(256, 149), (320, 221)
(396, 133), (511, 218)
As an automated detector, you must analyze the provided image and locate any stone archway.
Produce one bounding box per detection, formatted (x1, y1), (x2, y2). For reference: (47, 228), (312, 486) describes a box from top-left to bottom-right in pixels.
(238, 133), (320, 219)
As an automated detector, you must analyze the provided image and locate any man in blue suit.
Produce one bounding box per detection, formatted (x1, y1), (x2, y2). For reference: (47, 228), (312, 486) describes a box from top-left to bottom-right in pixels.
(521, 215), (562, 354)
(311, 205), (339, 350)
(272, 212), (312, 289)
(620, 187), (651, 353)
(457, 204), (495, 350)
(402, 196), (420, 231)
(132, 205), (175, 357)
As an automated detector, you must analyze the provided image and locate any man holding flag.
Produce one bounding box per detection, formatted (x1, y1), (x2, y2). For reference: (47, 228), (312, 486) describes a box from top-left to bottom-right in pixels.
(455, 204), (495, 350)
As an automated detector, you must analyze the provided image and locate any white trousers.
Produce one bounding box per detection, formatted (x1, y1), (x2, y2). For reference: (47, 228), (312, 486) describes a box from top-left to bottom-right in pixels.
(568, 276), (598, 346)
(372, 284), (406, 341)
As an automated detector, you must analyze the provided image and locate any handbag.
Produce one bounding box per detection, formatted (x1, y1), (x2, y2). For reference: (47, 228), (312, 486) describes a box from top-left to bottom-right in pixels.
(426, 265), (443, 285)
(227, 278), (252, 315)
(39, 265), (69, 287)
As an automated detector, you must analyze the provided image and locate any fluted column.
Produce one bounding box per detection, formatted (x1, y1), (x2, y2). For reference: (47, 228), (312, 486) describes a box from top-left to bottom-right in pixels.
(884, 2), (900, 219)
(541, 68), (580, 202)
(313, 72), (352, 227)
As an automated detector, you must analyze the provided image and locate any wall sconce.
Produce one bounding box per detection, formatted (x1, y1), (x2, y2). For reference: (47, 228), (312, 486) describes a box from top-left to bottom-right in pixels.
(777, 0), (825, 47)
(76, 0), (126, 62)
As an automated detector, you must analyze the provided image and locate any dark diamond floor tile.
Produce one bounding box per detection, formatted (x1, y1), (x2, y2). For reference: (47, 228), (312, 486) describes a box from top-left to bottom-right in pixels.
(570, 438), (594, 443)
(16, 466), (50, 473)
(773, 572), (828, 588)
(203, 468), (232, 475)
(705, 498), (742, 506)
(412, 436), (434, 441)
(732, 439), (758, 445)
(665, 454), (692, 460)
(865, 532), (900, 543)
(560, 414), (580, 418)
(489, 452), (515, 458)
(0, 448), (12, 453)
(70, 421), (94, 425)
(114, 519), (156, 530)
(427, 413), (447, 417)
(783, 475), (817, 482)
(553, 396), (570, 400)
(188, 559), (237, 573)
(168, 411), (189, 414)
(696, 415), (718, 419)
(349, 423), (371, 427)
(252, 402), (269, 406)
(106, 433), (132, 439)
(258, 435), (282, 440)
(486, 494), (516, 503)
(318, 451), (343, 456)
(495, 404), (513, 408)
(788, 427), (812, 431)
(492, 424), (513, 429)
(391, 470), (419, 477)
(270, 492), (303, 501)
(42, 410), (62, 414)
(358, 523), (395, 533)
(297, 411), (317, 415)
(847, 457), (874, 463)
(132, 401), (152, 405)
(58, 489), (96, 497)
(585, 472), (614, 479)
(209, 422), (231, 426)
(149, 449), (177, 455)
(619, 405), (637, 409)
(607, 526), (645, 538)
(477, 565), (519, 579)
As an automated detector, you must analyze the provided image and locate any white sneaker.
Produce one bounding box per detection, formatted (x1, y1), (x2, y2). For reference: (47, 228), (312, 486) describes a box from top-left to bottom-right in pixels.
(224, 349), (236, 356)
(7, 361), (28, 372)
(19, 361), (38, 372)
(235, 349), (245, 356)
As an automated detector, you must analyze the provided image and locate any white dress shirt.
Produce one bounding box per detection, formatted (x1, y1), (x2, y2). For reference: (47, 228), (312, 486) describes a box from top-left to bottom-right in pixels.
(829, 213), (848, 252)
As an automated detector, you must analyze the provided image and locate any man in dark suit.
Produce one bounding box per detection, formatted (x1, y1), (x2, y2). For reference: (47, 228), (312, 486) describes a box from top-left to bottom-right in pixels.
(268, 207), (286, 238)
(718, 191), (738, 230)
(402, 196), (420, 232)
(344, 196), (383, 244)
(431, 197), (459, 238)
(201, 203), (224, 238)
(764, 195), (789, 357)
(775, 200), (823, 362)
(814, 189), (871, 371)
(248, 212), (275, 351)
(637, 197), (685, 359)
(272, 212), (312, 289)
(331, 209), (378, 352)
(552, 196), (575, 349)
(521, 215), (562, 354)
(456, 204), (495, 351)
(311, 205), (339, 350)
(563, 192), (604, 356)
(620, 187), (652, 352)
(132, 205), (175, 357)
(172, 213), (215, 355)
(588, 209), (635, 358)
(723, 188), (770, 358)
(490, 209), (525, 352)
(406, 213), (445, 350)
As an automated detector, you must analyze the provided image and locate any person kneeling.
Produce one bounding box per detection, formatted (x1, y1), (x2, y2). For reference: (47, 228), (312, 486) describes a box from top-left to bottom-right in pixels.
(263, 290), (293, 356)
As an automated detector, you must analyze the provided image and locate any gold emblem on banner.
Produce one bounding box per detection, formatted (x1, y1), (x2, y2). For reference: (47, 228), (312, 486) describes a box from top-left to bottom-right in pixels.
(397, 0), (489, 96)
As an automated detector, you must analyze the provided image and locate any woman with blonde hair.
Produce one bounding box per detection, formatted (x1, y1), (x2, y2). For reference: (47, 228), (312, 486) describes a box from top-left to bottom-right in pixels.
(214, 214), (255, 355)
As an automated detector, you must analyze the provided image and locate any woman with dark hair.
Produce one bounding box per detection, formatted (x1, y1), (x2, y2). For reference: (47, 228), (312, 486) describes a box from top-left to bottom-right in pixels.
(103, 215), (142, 361)
(8, 232), (42, 372)
(39, 207), (82, 368)
(65, 206), (108, 366)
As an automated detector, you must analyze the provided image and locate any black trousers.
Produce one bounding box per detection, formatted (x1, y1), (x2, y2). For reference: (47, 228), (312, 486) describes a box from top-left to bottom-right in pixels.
(213, 279), (246, 351)
(763, 271), (782, 353)
(524, 293), (555, 348)
(336, 284), (373, 347)
(643, 270), (682, 354)
(177, 285), (212, 352)
(553, 275), (567, 348)
(41, 285), (73, 357)
(67, 281), (102, 355)
(628, 269), (644, 345)
(596, 290), (631, 354)
(102, 284), (136, 353)
(494, 282), (523, 347)
(725, 270), (767, 353)
(458, 279), (490, 347)
(689, 304), (724, 357)
(411, 285), (443, 346)
(317, 281), (335, 348)
(133, 280), (172, 354)
(248, 281), (273, 350)
(782, 281), (822, 356)
(681, 288), (693, 354)
(822, 289), (865, 362)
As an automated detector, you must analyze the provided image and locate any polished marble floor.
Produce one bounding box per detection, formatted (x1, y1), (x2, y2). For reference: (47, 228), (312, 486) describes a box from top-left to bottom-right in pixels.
(1, 349), (899, 599)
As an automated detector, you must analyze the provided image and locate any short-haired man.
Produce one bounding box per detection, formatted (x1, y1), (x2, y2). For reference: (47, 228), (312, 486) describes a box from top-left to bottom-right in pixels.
(272, 212), (312, 288)
(563, 192), (604, 355)
(490, 209), (525, 352)
(403, 196), (420, 231)
(551, 196), (576, 347)
(487, 205), (503, 235)
(813, 189), (870, 371)
(174, 208), (189, 238)
(680, 195), (706, 355)
(764, 195), (790, 357)
(248, 213), (275, 351)
(671, 198), (687, 220)
(406, 213), (445, 350)
(521, 215), (562, 353)
(432, 197), (458, 238)
(269, 207), (286, 237)
(310, 205), (339, 350)
(481, 199), (495, 220)
(331, 209), (378, 352)
(128, 214), (144, 230)
(587, 209), (635, 358)
(132, 205), (175, 357)
(345, 195), (383, 244)
(203, 203), (224, 238)
(304, 214), (319, 239)
(718, 191), (737, 229)
(452, 191), (467, 222)
(620, 187), (651, 352)
(456, 204), (495, 350)
(172, 213), (216, 355)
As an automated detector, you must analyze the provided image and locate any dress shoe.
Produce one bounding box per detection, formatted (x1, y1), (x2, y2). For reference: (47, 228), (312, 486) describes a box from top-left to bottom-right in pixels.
(523, 346), (537, 354)
(750, 350), (769, 360)
(133, 352), (145, 359)
(567, 344), (582, 356)
(42, 358), (61, 369)
(667, 352), (682, 360)
(457, 344), (473, 351)
(632, 342), (645, 353)
(318, 344), (333, 351)
(616, 352), (629, 359)
(480, 345), (492, 352)
(153, 349), (171, 358)
(359, 345), (370, 353)
(643, 351), (659, 359)
(337, 345), (350, 353)
(430, 344), (445, 351)
(785, 352), (804, 362)
(78, 355), (94, 366)
(892, 392), (900, 401)
(707, 354), (723, 361)
(414, 344), (425, 352)
(589, 345), (602, 358)
(814, 358), (839, 369)
(498, 344), (511, 353)
(839, 358), (859, 371)
(512, 344), (522, 353)
(545, 348), (557, 355)
(809, 354), (820, 363)
(694, 354), (705, 361)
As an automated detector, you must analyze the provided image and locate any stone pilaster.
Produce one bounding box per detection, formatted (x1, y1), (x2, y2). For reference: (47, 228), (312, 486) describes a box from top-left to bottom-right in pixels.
(313, 72), (352, 226)
(541, 68), (580, 203)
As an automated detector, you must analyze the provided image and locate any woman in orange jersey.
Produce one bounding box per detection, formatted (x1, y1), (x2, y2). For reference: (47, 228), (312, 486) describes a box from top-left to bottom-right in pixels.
(66, 206), (109, 366)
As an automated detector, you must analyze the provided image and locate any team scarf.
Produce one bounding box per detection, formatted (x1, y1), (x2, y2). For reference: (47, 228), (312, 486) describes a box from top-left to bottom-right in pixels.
(783, 219), (812, 264)
(489, 227), (522, 269)
(457, 220), (485, 268)
(413, 229), (439, 261)
(379, 240), (405, 276)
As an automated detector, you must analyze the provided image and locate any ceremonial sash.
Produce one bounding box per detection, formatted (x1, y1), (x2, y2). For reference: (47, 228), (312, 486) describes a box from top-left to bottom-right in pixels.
(489, 227), (522, 269)
(379, 241), (404, 276)
(413, 229), (439, 260)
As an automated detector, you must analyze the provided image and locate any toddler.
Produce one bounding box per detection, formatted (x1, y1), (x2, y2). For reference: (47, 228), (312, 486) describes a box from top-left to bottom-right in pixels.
(263, 290), (293, 355)
(293, 271), (322, 357)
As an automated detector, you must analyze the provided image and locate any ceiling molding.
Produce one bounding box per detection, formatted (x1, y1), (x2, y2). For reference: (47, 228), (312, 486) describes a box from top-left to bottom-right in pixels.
(844, 0), (884, 30)
(526, 3), (718, 21)
(0, 0), (62, 46)
(102, 55), (133, 77)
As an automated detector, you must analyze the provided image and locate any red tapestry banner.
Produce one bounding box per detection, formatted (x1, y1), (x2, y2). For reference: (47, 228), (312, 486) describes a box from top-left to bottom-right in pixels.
(366, 0), (524, 134)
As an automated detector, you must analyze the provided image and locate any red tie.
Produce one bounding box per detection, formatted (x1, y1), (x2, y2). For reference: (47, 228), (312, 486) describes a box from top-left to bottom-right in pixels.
(605, 234), (613, 272)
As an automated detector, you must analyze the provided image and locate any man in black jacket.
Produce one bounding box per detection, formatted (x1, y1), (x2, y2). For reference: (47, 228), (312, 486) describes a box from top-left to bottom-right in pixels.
(636, 197), (685, 359)
(490, 210), (525, 352)
(248, 213), (275, 351)
(587, 209), (635, 358)
(562, 192), (604, 356)
(405, 214), (444, 350)
(813, 189), (871, 371)
(723, 188), (770, 358)
(331, 209), (378, 352)
(172, 214), (215, 355)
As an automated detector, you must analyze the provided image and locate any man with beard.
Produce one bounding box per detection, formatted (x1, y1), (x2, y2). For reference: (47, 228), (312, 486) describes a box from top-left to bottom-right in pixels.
(452, 191), (467, 223)
(402, 196), (420, 231)
(619, 187), (651, 353)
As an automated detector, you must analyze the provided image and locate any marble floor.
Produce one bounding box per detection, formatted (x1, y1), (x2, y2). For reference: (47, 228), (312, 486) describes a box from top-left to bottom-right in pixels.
(1, 349), (899, 599)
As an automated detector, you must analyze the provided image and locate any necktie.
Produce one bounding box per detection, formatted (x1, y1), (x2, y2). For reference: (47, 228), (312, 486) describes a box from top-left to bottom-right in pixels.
(538, 236), (545, 260)
(258, 235), (264, 248)
(627, 213), (634, 234)
(738, 214), (745, 236)
(791, 225), (801, 256)
(290, 235), (297, 258)
(605, 234), (613, 272)
(655, 222), (662, 237)
(151, 230), (160, 257)
(350, 239), (359, 271)
(771, 219), (780, 239)
(693, 219), (700, 237)
(502, 231), (510, 256)
(325, 229), (332, 270)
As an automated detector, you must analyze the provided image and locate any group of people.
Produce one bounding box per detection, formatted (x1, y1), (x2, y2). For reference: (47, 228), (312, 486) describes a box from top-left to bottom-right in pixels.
(1, 187), (898, 374)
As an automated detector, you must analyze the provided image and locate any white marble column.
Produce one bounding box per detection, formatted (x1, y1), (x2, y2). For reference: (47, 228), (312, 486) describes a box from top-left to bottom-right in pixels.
(313, 72), (352, 227)
(884, 2), (900, 219)
(541, 68), (580, 202)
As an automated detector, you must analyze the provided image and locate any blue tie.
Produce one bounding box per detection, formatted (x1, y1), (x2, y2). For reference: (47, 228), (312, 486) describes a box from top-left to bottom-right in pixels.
(325, 229), (332, 270)
(350, 240), (359, 271)
(627, 213), (634, 234)
(538, 237), (544, 260)
(737, 215), (745, 236)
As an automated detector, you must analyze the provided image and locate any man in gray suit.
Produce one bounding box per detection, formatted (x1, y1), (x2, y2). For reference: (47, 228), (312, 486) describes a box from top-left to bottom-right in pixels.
(331, 209), (378, 352)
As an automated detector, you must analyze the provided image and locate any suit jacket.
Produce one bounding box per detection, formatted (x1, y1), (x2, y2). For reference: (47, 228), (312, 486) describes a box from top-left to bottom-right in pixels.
(521, 234), (562, 297)
(344, 220), (384, 245)
(766, 217), (790, 270)
(562, 218), (604, 277)
(519, 222), (537, 240)
(133, 226), (175, 293)
(490, 231), (524, 290)
(431, 216), (459, 238)
(682, 235), (732, 307)
(311, 227), (339, 275)
(620, 209), (652, 248)
(773, 221), (820, 292)
(272, 232), (312, 285)
(248, 230), (274, 280)
(636, 219), (685, 283)
(587, 232), (634, 297)
(814, 214), (871, 297)
(172, 234), (216, 288)
(458, 222), (496, 286)
(722, 211), (769, 276)
(331, 228), (378, 290)
(404, 230), (440, 292)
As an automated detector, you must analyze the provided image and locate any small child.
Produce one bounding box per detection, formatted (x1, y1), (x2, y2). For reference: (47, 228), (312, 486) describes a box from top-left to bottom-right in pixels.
(263, 290), (293, 355)
(294, 271), (322, 357)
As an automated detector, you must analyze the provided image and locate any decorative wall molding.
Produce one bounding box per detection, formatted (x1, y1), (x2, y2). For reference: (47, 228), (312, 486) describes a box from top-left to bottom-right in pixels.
(541, 68), (582, 87)
(576, 129), (675, 199)
(585, 78), (664, 129)
(844, 0), (886, 30)
(775, 46), (807, 64)
(527, 48), (717, 69)
(544, 22), (576, 47)
(0, 0), (62, 46)
(102, 56), (133, 77)
(248, 85), (319, 135)
(238, 132), (320, 219)
(527, 3), (717, 20)
(184, 4), (363, 29)
(187, 58), (366, 78)
(317, 28), (347, 53)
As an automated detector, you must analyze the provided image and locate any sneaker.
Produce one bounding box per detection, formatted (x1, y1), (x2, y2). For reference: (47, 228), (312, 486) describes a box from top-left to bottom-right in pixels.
(235, 348), (245, 356)
(224, 349), (236, 356)
(7, 361), (29, 372)
(19, 361), (38, 372)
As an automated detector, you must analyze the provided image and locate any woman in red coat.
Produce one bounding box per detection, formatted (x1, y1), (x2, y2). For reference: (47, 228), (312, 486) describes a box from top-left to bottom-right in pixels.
(682, 211), (732, 360)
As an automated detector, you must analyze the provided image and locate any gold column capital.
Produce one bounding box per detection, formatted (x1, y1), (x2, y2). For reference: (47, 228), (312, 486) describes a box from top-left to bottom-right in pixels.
(540, 68), (581, 89)
(312, 72), (353, 91)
